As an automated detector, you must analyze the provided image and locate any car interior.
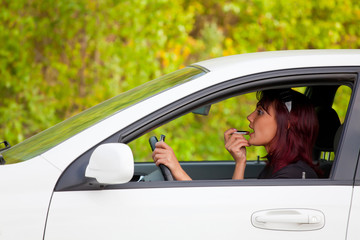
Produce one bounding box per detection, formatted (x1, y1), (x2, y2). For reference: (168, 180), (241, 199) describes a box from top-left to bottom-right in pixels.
(129, 84), (351, 182)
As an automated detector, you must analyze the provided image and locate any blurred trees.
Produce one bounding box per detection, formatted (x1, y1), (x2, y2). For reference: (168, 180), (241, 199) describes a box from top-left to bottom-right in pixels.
(1, 0), (360, 147)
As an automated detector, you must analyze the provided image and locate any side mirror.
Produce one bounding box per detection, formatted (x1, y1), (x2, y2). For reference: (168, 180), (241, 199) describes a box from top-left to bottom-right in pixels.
(85, 143), (134, 185)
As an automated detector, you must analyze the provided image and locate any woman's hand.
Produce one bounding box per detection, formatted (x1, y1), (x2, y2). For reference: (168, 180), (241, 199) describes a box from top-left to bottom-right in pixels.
(152, 141), (191, 181)
(224, 128), (250, 179)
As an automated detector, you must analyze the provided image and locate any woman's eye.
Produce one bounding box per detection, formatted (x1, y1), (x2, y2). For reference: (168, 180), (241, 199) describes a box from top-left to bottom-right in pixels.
(257, 109), (263, 115)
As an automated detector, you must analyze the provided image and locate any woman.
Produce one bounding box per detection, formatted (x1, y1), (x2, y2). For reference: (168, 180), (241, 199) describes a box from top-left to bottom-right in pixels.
(152, 89), (319, 180)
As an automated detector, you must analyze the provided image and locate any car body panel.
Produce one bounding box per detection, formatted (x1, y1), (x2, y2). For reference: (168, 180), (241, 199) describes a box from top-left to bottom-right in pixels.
(46, 185), (352, 240)
(0, 156), (60, 239)
(197, 50), (360, 76)
(347, 186), (360, 240)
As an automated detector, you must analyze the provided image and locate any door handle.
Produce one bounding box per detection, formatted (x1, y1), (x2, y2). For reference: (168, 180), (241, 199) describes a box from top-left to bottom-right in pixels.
(255, 213), (321, 224)
(251, 209), (325, 231)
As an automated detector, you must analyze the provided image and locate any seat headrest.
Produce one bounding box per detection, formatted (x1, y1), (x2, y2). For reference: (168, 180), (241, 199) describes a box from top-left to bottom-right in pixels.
(315, 107), (341, 151)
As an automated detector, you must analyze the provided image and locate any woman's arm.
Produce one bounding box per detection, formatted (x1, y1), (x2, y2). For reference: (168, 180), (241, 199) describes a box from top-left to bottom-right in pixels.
(224, 128), (250, 180)
(152, 141), (192, 181)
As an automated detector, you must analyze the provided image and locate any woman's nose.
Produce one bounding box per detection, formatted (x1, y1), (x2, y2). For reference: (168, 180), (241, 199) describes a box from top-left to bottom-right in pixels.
(247, 111), (254, 123)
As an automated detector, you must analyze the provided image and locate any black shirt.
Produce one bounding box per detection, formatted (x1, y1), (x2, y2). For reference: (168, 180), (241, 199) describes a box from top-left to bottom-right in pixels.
(258, 160), (318, 179)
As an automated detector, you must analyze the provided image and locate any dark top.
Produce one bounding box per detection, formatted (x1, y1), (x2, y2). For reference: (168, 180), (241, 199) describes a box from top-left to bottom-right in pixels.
(257, 160), (318, 179)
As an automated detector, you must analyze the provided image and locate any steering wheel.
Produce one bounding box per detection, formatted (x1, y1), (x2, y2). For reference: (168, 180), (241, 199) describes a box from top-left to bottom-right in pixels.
(149, 135), (175, 181)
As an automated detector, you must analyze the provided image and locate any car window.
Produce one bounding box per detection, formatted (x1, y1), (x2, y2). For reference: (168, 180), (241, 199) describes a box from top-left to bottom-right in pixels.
(130, 87), (310, 163)
(129, 83), (352, 180)
(333, 85), (351, 123)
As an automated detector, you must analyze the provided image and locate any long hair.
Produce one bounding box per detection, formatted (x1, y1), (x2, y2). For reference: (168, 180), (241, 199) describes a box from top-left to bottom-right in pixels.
(257, 89), (319, 173)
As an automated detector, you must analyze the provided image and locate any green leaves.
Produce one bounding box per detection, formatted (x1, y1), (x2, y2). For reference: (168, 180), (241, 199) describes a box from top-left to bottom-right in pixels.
(1, 0), (359, 153)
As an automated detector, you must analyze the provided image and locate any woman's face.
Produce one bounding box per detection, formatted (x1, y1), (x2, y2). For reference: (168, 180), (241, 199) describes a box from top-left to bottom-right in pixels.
(247, 102), (278, 151)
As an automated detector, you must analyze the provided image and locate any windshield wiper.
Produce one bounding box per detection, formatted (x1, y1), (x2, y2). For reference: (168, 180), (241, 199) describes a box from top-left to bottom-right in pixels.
(0, 141), (11, 165)
(0, 141), (11, 151)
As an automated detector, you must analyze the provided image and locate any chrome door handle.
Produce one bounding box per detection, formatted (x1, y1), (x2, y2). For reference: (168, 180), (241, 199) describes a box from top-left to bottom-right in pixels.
(251, 209), (325, 231)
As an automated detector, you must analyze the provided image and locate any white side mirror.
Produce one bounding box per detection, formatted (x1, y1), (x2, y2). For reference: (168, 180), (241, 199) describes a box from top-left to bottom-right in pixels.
(85, 143), (134, 185)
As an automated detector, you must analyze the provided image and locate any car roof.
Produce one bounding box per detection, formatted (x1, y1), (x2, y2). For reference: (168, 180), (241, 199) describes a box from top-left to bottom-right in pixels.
(193, 50), (360, 80)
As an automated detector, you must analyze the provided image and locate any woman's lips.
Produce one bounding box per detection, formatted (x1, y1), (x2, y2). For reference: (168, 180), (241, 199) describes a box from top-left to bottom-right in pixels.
(248, 125), (254, 137)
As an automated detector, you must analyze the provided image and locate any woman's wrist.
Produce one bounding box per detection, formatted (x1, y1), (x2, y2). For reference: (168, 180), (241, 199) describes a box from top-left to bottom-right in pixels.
(232, 161), (246, 180)
(233, 155), (246, 165)
(173, 167), (192, 181)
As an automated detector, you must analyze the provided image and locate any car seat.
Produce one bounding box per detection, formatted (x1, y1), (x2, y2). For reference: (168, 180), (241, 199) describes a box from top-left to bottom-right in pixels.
(313, 106), (341, 178)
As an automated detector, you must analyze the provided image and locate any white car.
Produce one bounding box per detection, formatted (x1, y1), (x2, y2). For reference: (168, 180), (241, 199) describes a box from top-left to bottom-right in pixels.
(1, 50), (360, 240)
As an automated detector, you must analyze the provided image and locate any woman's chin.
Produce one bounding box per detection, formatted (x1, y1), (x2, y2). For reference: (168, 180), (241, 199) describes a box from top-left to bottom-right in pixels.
(248, 134), (255, 144)
(248, 139), (261, 146)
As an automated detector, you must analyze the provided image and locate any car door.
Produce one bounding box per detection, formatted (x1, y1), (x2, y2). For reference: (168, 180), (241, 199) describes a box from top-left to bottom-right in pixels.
(44, 69), (360, 240)
(346, 165), (360, 240)
(45, 182), (352, 240)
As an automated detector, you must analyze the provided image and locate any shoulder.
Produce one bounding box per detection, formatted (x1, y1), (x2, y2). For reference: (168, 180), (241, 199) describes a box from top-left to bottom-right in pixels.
(271, 160), (318, 179)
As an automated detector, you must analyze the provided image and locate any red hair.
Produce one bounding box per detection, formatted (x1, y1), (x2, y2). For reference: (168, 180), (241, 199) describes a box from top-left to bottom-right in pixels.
(257, 89), (319, 173)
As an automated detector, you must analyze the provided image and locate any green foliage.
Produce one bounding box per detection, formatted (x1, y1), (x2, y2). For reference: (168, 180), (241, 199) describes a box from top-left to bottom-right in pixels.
(1, 0), (359, 157)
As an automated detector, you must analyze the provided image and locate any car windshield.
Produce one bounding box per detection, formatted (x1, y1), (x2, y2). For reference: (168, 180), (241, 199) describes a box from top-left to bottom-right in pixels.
(2, 66), (206, 164)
